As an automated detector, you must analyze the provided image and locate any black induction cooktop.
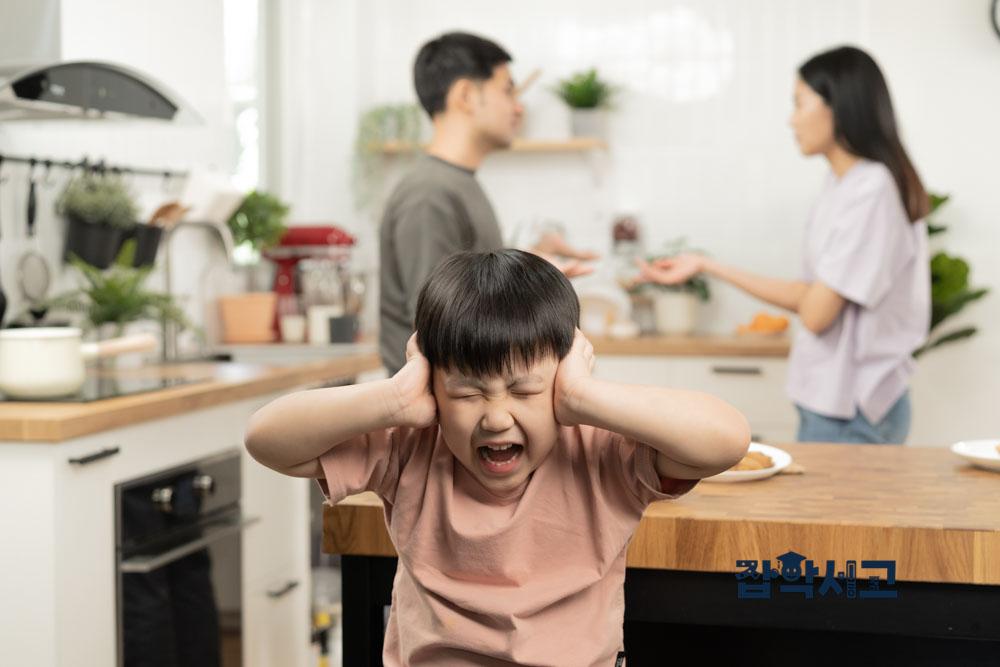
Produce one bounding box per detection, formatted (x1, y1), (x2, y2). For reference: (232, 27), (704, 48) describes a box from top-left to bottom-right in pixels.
(0, 375), (206, 403)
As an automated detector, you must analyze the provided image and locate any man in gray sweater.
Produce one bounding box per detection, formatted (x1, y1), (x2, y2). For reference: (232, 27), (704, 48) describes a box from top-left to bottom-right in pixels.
(378, 33), (519, 374)
(379, 31), (596, 374)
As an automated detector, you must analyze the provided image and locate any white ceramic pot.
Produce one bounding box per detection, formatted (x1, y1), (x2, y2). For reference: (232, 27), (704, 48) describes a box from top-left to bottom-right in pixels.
(652, 291), (699, 335)
(570, 108), (608, 139)
(0, 328), (157, 399)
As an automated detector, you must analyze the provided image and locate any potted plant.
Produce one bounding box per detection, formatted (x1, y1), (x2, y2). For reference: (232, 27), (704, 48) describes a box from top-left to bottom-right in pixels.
(41, 242), (192, 352)
(630, 237), (711, 335)
(219, 190), (291, 343)
(553, 68), (616, 139)
(914, 192), (990, 357)
(57, 172), (139, 269)
(352, 103), (424, 210)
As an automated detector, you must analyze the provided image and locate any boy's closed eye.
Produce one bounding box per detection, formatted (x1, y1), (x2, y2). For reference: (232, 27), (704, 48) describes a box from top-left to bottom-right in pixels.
(449, 388), (543, 400)
(445, 374), (547, 395)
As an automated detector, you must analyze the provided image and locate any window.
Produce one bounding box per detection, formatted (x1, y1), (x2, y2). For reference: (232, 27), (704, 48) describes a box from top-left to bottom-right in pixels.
(223, 0), (262, 191)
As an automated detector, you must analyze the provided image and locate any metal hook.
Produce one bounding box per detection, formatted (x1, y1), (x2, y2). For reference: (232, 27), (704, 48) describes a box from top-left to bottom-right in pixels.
(43, 160), (58, 187)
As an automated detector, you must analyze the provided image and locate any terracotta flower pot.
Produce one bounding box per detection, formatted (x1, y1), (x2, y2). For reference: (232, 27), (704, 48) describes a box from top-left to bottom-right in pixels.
(218, 292), (277, 343)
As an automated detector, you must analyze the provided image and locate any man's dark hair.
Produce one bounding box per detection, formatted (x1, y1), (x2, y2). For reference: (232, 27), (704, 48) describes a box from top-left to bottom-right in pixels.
(413, 32), (512, 117)
(415, 250), (579, 376)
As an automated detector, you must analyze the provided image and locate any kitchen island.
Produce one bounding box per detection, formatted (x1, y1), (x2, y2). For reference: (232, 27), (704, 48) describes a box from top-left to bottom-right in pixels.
(322, 442), (1000, 666)
(0, 352), (381, 442)
(0, 351), (382, 667)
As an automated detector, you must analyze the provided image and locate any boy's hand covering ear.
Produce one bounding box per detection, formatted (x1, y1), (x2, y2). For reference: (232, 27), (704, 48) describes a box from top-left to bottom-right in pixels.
(554, 329), (595, 427)
(390, 333), (438, 429)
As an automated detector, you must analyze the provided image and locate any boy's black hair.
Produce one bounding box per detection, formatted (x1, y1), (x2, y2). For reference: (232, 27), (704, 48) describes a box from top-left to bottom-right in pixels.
(415, 250), (580, 376)
(413, 32), (512, 117)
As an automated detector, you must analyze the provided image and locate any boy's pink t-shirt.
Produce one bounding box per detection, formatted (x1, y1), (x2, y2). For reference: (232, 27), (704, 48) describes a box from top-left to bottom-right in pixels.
(318, 424), (698, 667)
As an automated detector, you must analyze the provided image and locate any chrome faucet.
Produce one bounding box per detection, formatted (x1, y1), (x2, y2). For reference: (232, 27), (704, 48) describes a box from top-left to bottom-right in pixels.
(160, 220), (235, 362)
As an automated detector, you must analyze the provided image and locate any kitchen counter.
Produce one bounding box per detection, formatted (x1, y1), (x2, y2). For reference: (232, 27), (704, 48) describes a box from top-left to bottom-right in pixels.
(589, 333), (791, 357)
(0, 353), (382, 442)
(323, 442), (1000, 664)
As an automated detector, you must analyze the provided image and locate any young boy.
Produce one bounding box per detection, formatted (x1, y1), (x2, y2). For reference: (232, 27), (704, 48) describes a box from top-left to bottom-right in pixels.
(246, 250), (751, 666)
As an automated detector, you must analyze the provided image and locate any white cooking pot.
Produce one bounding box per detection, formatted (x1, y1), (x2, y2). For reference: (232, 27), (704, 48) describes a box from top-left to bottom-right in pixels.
(0, 327), (158, 399)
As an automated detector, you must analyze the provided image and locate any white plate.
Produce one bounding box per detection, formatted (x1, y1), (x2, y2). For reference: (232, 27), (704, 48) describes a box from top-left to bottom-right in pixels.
(701, 443), (792, 483)
(950, 440), (1000, 472)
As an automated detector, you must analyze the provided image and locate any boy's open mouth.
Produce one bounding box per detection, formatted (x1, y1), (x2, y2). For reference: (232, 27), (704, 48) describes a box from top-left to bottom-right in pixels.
(476, 443), (524, 475)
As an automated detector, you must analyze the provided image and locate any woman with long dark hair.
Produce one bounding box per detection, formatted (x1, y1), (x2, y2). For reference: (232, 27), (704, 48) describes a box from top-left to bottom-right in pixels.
(638, 46), (930, 444)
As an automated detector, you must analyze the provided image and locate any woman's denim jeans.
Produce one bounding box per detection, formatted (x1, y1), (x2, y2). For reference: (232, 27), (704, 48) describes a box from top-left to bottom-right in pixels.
(796, 391), (911, 444)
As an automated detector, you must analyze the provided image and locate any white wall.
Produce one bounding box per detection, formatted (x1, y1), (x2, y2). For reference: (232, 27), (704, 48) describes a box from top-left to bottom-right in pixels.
(277, 0), (1000, 445)
(0, 0), (238, 353)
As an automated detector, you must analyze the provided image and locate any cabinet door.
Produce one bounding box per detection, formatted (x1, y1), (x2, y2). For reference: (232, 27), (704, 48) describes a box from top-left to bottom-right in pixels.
(237, 391), (327, 667)
(593, 356), (797, 441)
(53, 434), (124, 666)
(238, 392), (312, 603)
(744, 420), (797, 444)
(243, 457), (311, 582)
(668, 357), (795, 426)
(243, 564), (312, 667)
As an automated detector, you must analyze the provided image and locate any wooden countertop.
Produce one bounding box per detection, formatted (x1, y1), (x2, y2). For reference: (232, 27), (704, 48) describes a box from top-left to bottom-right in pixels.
(589, 334), (790, 357)
(0, 353), (382, 443)
(323, 443), (1000, 586)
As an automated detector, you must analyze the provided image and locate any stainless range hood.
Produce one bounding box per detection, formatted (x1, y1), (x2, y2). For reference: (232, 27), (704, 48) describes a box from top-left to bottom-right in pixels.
(0, 60), (201, 123)
(0, 1), (201, 122)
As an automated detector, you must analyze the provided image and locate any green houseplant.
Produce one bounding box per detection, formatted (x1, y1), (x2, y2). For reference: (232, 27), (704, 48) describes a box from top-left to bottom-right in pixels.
(57, 173), (140, 269)
(221, 190), (291, 343)
(914, 192), (990, 357)
(227, 190), (290, 262)
(553, 68), (617, 139)
(42, 242), (192, 341)
(352, 103), (424, 210)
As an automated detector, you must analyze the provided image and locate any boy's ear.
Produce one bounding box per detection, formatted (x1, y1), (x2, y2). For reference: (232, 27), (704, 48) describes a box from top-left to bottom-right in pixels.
(405, 332), (423, 361)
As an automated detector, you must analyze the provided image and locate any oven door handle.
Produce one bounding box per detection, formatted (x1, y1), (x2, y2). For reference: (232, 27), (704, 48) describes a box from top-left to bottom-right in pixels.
(120, 514), (260, 574)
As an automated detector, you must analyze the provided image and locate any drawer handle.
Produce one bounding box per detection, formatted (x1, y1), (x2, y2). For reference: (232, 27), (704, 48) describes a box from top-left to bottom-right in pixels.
(711, 366), (762, 376)
(267, 580), (300, 599)
(68, 446), (120, 465)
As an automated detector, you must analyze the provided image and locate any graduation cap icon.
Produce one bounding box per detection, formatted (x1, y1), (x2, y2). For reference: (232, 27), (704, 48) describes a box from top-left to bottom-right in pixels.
(776, 550), (807, 581)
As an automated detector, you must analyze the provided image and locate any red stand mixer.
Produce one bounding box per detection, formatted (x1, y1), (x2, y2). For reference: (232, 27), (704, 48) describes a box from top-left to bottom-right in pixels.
(263, 225), (356, 339)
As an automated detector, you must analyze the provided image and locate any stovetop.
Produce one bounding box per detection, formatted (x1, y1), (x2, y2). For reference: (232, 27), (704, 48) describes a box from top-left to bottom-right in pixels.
(0, 375), (205, 403)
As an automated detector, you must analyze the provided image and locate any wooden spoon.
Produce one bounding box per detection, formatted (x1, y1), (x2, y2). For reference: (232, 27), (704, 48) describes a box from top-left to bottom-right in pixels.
(148, 201), (190, 228)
